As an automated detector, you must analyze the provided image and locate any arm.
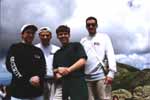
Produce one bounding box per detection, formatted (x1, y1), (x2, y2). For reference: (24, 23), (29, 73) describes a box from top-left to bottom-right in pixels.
(55, 58), (86, 76)
(53, 52), (63, 79)
(104, 35), (117, 84)
(5, 45), (23, 78)
(30, 49), (46, 86)
(67, 58), (86, 73)
(56, 43), (87, 76)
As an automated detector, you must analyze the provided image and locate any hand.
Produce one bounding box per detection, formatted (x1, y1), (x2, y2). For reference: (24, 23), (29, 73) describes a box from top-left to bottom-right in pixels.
(29, 76), (40, 87)
(104, 76), (113, 85)
(55, 73), (63, 79)
(57, 67), (70, 76)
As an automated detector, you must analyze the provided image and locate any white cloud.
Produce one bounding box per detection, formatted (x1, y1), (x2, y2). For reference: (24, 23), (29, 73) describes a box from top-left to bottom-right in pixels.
(1, 0), (150, 69)
(116, 53), (150, 69)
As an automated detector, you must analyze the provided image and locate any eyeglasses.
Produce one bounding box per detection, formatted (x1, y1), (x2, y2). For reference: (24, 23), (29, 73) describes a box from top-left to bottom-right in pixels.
(86, 23), (97, 27)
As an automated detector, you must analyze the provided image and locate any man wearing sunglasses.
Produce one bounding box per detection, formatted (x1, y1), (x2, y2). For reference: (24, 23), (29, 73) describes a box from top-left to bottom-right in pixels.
(80, 17), (117, 100)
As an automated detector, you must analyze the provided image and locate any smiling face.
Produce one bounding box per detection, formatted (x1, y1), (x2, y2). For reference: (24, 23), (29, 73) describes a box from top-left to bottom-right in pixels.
(86, 17), (98, 36)
(21, 29), (36, 44)
(57, 31), (70, 46)
(39, 30), (51, 47)
(56, 25), (70, 46)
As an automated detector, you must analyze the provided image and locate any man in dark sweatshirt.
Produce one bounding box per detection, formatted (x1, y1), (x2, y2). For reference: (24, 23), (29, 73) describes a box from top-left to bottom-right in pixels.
(5, 24), (46, 100)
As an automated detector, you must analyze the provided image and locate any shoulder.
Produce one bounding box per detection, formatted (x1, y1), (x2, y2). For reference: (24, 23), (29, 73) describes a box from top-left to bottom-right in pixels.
(98, 32), (109, 37)
(33, 45), (43, 53)
(80, 36), (88, 43)
(70, 42), (82, 47)
(51, 44), (60, 50)
(35, 43), (41, 48)
(96, 33), (110, 40)
(69, 42), (84, 51)
(9, 42), (22, 50)
(51, 44), (60, 53)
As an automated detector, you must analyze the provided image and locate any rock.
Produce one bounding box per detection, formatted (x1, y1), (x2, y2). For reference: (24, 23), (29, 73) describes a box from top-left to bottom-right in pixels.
(112, 89), (132, 100)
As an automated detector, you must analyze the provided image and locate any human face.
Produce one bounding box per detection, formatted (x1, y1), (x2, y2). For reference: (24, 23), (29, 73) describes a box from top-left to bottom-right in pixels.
(21, 29), (35, 44)
(57, 32), (70, 46)
(39, 31), (51, 47)
(86, 19), (97, 36)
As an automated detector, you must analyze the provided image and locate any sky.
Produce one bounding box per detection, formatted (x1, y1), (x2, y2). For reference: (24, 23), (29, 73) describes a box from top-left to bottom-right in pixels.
(0, 0), (150, 70)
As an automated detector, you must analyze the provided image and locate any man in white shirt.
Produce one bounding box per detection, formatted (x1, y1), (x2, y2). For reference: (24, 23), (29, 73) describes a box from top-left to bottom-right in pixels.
(80, 16), (117, 100)
(35, 27), (62, 100)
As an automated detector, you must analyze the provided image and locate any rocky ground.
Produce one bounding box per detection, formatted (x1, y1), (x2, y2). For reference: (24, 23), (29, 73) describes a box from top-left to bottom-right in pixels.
(112, 85), (150, 100)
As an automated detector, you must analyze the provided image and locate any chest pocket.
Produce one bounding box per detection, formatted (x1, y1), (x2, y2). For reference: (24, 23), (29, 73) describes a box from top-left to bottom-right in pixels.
(33, 54), (42, 65)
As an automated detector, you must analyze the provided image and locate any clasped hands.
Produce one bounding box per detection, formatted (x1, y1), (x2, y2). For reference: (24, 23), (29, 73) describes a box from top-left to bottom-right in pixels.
(54, 67), (71, 79)
(29, 76), (40, 87)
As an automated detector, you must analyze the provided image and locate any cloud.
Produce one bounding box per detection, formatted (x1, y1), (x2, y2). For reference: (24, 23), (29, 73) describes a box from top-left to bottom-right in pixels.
(0, 0), (76, 48)
(0, 0), (149, 69)
(64, 0), (150, 54)
(116, 53), (150, 70)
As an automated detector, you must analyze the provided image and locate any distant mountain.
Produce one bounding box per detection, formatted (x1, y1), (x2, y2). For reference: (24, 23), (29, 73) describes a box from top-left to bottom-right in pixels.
(112, 62), (150, 90)
(130, 69), (150, 88)
(112, 64), (150, 100)
(112, 63), (140, 90)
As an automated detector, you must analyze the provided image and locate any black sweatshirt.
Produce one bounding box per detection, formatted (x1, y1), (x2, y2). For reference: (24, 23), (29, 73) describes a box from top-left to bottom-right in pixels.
(6, 42), (46, 98)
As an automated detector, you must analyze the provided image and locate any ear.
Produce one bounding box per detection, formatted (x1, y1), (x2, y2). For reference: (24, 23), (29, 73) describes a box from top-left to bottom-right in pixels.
(96, 24), (98, 28)
(57, 34), (59, 39)
(68, 33), (70, 37)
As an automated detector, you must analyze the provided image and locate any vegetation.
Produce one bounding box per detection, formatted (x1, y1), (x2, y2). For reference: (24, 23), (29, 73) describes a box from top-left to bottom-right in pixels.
(112, 62), (150, 91)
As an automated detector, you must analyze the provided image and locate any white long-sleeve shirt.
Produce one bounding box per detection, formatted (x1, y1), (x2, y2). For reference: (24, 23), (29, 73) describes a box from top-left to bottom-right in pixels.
(80, 33), (117, 81)
(35, 43), (60, 77)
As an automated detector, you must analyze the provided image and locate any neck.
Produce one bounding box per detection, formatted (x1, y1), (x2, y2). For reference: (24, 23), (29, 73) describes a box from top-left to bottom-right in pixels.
(62, 43), (69, 47)
(22, 40), (32, 45)
(42, 43), (50, 47)
(89, 32), (96, 37)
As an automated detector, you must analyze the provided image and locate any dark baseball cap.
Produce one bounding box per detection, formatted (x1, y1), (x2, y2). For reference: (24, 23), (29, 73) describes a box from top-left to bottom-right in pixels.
(21, 24), (38, 33)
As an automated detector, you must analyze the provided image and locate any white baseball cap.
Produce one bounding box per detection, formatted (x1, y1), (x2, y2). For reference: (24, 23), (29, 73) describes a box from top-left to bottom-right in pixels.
(39, 27), (51, 33)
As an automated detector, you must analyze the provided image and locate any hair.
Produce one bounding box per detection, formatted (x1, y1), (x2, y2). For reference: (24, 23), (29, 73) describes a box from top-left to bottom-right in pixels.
(86, 16), (98, 26)
(56, 25), (70, 34)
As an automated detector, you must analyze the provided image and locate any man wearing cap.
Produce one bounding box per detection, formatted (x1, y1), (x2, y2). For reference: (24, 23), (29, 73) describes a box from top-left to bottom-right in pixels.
(5, 24), (46, 100)
(35, 27), (62, 100)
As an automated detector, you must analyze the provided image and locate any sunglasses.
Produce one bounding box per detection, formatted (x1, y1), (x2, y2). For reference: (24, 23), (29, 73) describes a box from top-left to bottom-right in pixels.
(86, 23), (97, 27)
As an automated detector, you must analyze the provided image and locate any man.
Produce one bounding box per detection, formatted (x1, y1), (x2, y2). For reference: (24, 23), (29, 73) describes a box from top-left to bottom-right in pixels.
(53, 25), (88, 100)
(35, 27), (62, 100)
(5, 24), (46, 100)
(80, 16), (117, 100)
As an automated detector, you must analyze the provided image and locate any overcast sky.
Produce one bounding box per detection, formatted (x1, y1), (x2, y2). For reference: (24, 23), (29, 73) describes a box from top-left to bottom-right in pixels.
(0, 0), (150, 70)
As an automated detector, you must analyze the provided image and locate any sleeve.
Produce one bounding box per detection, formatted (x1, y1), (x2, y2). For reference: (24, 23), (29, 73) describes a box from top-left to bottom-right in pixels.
(53, 53), (58, 69)
(105, 35), (117, 78)
(38, 50), (46, 81)
(5, 45), (13, 73)
(5, 45), (23, 79)
(75, 42), (87, 60)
